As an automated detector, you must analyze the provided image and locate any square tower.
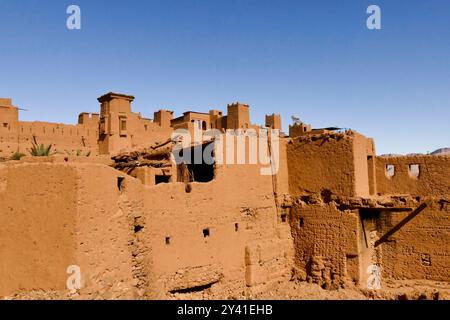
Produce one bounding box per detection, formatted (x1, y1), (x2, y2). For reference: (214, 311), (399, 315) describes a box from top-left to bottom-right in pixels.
(97, 92), (135, 155)
(265, 113), (282, 130)
(226, 102), (250, 130)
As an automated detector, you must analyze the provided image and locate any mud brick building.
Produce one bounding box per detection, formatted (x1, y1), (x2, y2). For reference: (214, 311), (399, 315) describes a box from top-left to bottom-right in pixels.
(0, 93), (448, 299)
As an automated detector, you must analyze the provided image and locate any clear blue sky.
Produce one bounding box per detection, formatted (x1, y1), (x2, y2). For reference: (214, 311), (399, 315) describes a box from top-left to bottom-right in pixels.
(1, 0), (449, 154)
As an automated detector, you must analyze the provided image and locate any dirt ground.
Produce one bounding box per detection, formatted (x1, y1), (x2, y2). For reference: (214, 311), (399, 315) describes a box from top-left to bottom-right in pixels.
(3, 279), (449, 300)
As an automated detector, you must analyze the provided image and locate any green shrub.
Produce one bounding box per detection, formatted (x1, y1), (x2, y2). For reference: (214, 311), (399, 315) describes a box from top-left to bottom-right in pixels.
(29, 136), (56, 157)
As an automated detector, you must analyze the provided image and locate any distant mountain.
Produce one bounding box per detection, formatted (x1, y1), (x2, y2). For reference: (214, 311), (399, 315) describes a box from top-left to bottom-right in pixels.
(431, 148), (450, 155)
(406, 153), (424, 156)
(379, 148), (450, 157)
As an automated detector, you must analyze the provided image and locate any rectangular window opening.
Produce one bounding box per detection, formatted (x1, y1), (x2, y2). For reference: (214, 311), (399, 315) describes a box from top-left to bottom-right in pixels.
(386, 164), (395, 178)
(155, 175), (171, 185)
(299, 218), (304, 227)
(408, 164), (420, 179)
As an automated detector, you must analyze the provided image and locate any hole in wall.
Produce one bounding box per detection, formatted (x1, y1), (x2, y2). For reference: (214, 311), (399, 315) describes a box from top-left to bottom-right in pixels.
(134, 225), (144, 233)
(321, 189), (333, 203)
(235, 223), (239, 232)
(165, 237), (171, 245)
(299, 218), (304, 227)
(203, 228), (210, 238)
(117, 177), (125, 192)
(420, 254), (431, 266)
(281, 213), (287, 223)
(155, 175), (171, 185)
(169, 282), (216, 294)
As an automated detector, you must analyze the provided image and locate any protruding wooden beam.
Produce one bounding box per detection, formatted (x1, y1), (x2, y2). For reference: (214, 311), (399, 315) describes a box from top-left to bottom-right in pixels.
(374, 203), (428, 247)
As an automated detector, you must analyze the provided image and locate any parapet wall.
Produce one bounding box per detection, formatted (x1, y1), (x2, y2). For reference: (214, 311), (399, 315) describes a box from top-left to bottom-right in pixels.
(0, 120), (99, 156)
(376, 155), (450, 196)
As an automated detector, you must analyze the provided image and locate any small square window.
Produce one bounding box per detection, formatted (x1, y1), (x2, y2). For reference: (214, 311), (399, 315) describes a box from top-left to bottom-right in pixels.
(203, 228), (210, 238)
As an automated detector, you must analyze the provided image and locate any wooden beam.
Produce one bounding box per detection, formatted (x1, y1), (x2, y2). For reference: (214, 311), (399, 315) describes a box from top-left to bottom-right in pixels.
(374, 203), (428, 247)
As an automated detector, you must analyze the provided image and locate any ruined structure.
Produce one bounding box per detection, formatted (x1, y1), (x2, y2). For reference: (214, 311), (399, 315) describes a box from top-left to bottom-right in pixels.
(0, 93), (448, 300)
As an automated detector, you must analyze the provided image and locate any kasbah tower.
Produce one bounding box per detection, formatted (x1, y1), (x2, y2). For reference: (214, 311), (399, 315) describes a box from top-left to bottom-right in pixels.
(0, 93), (448, 299)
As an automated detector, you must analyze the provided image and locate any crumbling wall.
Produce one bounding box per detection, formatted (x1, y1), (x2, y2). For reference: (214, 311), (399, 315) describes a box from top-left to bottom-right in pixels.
(140, 162), (293, 299)
(290, 201), (360, 288)
(73, 164), (140, 299)
(376, 155), (450, 196)
(376, 199), (450, 282)
(0, 139), (294, 299)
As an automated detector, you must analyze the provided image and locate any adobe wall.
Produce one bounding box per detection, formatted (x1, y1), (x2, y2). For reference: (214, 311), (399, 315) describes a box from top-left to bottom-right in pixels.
(376, 155), (450, 197)
(353, 135), (376, 197)
(135, 131), (293, 298)
(0, 121), (99, 157)
(73, 164), (140, 299)
(287, 132), (356, 197)
(290, 202), (361, 288)
(0, 163), (77, 296)
(375, 199), (449, 282)
(0, 162), (142, 299)
(0, 132), (294, 299)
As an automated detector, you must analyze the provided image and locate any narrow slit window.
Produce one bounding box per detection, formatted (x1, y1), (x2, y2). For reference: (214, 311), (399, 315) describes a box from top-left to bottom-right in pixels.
(299, 218), (304, 227)
(117, 177), (125, 191)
